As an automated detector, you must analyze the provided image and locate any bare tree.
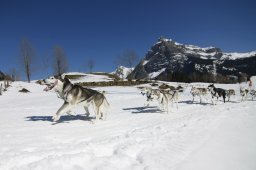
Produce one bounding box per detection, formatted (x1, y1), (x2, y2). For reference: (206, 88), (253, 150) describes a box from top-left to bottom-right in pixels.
(53, 45), (68, 76)
(9, 68), (20, 81)
(87, 59), (94, 73)
(20, 38), (35, 83)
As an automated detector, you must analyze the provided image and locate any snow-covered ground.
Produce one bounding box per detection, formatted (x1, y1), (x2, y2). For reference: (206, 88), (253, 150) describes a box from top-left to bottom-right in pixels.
(0, 81), (256, 170)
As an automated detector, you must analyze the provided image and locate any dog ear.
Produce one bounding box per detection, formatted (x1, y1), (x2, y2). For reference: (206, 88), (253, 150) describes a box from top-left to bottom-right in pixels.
(61, 74), (66, 80)
(64, 77), (71, 83)
(53, 75), (64, 82)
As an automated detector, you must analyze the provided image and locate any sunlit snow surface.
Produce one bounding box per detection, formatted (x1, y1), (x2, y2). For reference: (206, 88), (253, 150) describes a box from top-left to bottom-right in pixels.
(0, 78), (256, 170)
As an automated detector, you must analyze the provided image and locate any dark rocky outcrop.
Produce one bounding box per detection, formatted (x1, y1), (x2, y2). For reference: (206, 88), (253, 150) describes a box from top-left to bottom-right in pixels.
(128, 37), (256, 83)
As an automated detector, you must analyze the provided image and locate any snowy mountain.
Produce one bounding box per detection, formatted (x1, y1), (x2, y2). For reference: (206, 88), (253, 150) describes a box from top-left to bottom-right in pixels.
(128, 37), (256, 82)
(112, 66), (133, 79)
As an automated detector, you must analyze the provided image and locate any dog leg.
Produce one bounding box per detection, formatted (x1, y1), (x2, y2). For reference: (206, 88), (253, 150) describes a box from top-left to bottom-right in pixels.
(53, 102), (72, 121)
(176, 98), (178, 110)
(144, 100), (150, 107)
(95, 106), (100, 120)
(166, 100), (169, 114)
(66, 110), (75, 116)
(99, 106), (106, 120)
(100, 98), (109, 120)
(84, 106), (90, 117)
(211, 96), (216, 105)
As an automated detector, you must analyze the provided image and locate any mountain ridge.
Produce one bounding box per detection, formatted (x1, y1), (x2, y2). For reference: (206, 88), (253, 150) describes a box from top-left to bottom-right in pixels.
(128, 37), (256, 83)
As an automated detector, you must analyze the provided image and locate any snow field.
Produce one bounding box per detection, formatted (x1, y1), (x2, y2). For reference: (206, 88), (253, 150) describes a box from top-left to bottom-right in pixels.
(0, 81), (255, 170)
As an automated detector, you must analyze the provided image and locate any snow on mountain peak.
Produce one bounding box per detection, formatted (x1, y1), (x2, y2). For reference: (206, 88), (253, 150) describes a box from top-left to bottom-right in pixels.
(221, 51), (256, 60)
(129, 37), (256, 81)
(112, 66), (133, 79)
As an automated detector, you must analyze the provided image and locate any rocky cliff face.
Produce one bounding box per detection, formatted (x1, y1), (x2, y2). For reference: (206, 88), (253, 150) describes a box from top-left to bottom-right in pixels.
(128, 37), (256, 83)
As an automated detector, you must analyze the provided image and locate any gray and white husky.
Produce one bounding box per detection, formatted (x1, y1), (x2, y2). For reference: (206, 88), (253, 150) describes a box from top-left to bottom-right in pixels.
(190, 86), (208, 103)
(225, 89), (235, 101)
(249, 89), (256, 100)
(42, 76), (109, 122)
(240, 87), (249, 102)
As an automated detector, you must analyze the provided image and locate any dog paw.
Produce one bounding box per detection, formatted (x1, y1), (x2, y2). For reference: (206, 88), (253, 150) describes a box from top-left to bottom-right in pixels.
(52, 116), (60, 122)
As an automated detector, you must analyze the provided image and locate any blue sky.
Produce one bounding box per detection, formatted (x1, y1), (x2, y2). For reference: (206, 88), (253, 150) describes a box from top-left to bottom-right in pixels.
(0, 0), (255, 80)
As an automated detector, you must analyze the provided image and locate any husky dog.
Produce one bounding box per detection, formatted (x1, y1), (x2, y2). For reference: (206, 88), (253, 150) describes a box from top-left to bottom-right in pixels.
(225, 89), (235, 101)
(43, 76), (109, 122)
(140, 87), (162, 106)
(190, 86), (208, 103)
(151, 85), (183, 113)
(208, 84), (226, 104)
(139, 85), (184, 113)
(240, 87), (249, 101)
(160, 89), (179, 111)
(139, 87), (168, 112)
(250, 89), (256, 100)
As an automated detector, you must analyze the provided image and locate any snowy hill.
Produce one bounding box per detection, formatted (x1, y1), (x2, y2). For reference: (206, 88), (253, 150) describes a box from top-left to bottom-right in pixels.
(111, 66), (133, 79)
(129, 37), (256, 82)
(0, 81), (256, 169)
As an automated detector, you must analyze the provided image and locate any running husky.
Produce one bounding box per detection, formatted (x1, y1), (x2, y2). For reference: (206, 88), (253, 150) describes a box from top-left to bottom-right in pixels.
(139, 85), (182, 113)
(139, 87), (165, 106)
(240, 87), (249, 101)
(208, 84), (226, 104)
(139, 87), (168, 112)
(43, 76), (109, 122)
(225, 89), (235, 101)
(249, 89), (256, 100)
(190, 86), (208, 103)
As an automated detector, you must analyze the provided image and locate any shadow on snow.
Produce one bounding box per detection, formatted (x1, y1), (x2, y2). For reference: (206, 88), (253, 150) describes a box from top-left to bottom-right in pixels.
(25, 114), (94, 125)
(123, 106), (164, 114)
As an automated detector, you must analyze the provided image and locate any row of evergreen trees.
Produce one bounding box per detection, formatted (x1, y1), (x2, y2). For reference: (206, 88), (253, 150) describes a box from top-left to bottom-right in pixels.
(156, 71), (248, 84)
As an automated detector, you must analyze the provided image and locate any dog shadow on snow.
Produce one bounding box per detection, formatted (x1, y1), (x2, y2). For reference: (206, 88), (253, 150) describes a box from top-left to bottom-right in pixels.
(123, 106), (164, 114)
(179, 100), (212, 105)
(180, 100), (239, 105)
(25, 115), (94, 125)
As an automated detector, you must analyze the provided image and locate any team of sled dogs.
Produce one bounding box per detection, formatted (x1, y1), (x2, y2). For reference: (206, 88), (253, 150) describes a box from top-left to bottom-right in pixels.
(42, 75), (255, 121)
(138, 83), (256, 113)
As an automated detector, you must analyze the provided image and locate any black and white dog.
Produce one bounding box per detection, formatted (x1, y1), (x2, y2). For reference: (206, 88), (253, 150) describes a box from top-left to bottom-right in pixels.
(208, 84), (226, 104)
(43, 76), (109, 122)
